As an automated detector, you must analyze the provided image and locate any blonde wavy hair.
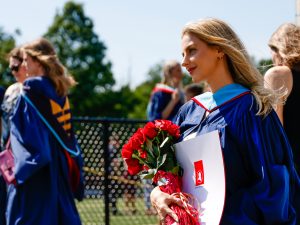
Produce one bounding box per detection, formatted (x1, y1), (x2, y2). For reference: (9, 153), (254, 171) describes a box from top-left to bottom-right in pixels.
(22, 38), (76, 97)
(268, 23), (300, 68)
(162, 60), (181, 86)
(182, 18), (282, 116)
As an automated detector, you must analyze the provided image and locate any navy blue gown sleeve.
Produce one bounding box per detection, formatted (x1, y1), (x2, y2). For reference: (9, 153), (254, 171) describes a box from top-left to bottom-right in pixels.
(147, 92), (164, 121)
(10, 94), (52, 185)
(222, 109), (300, 224)
(147, 91), (183, 122)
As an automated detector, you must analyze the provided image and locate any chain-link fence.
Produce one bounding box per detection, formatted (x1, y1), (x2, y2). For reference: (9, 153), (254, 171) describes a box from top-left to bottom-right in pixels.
(73, 118), (159, 225)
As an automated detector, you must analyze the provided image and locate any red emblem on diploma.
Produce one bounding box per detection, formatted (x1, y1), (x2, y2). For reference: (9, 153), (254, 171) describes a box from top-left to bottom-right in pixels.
(194, 160), (204, 186)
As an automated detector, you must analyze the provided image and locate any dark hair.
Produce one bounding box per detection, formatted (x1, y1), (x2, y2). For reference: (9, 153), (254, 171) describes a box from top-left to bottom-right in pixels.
(184, 83), (204, 96)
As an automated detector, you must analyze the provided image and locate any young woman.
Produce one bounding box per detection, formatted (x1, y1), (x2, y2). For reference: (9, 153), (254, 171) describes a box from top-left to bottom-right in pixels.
(1, 47), (27, 150)
(6, 38), (83, 225)
(147, 60), (185, 122)
(0, 47), (27, 225)
(264, 23), (300, 174)
(151, 18), (300, 225)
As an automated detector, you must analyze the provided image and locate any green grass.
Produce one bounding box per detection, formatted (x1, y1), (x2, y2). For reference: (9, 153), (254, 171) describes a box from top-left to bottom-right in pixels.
(76, 198), (158, 225)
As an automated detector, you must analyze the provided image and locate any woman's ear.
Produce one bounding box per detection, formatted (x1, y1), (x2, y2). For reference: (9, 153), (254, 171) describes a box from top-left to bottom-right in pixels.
(215, 47), (224, 60)
(211, 45), (224, 59)
(216, 47), (224, 58)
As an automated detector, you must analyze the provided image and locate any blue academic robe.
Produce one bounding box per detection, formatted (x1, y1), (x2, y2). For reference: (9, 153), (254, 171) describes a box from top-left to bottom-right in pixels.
(0, 85), (6, 225)
(6, 77), (83, 225)
(147, 83), (184, 122)
(0, 177), (6, 225)
(176, 83), (300, 225)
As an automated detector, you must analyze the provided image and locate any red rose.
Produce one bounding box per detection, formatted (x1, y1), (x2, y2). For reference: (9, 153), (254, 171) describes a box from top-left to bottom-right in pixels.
(154, 119), (168, 130)
(155, 120), (180, 139)
(122, 142), (143, 175)
(167, 123), (180, 139)
(124, 158), (143, 175)
(131, 128), (146, 150)
(143, 122), (158, 139)
(138, 149), (147, 159)
(155, 119), (172, 131)
(121, 142), (133, 157)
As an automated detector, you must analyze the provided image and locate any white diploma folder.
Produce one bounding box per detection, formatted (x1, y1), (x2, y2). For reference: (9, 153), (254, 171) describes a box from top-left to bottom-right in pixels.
(174, 130), (225, 225)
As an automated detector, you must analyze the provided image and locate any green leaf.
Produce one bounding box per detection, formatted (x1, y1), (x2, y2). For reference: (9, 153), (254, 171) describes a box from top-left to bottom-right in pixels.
(145, 153), (156, 168)
(170, 165), (182, 176)
(145, 140), (156, 159)
(139, 169), (156, 180)
(157, 153), (167, 169)
(152, 145), (160, 157)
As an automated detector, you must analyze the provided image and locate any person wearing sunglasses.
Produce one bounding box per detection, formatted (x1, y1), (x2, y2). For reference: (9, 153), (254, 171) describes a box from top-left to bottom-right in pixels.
(8, 51), (26, 83)
(1, 47), (27, 149)
(0, 47), (27, 225)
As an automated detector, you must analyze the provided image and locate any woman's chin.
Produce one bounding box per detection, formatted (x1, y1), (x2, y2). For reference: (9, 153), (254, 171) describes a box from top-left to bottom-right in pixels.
(191, 77), (202, 83)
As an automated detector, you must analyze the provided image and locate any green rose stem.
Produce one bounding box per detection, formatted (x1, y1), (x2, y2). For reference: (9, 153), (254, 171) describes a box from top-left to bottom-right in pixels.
(132, 153), (151, 168)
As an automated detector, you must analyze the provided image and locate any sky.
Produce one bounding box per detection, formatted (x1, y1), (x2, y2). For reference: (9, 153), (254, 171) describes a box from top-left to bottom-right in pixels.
(0, 0), (296, 88)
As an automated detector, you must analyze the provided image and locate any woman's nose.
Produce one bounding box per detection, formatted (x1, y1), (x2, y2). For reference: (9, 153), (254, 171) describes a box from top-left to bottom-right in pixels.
(181, 56), (188, 68)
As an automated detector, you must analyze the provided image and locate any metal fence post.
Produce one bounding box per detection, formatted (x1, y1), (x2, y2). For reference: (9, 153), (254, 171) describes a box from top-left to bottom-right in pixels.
(103, 121), (110, 225)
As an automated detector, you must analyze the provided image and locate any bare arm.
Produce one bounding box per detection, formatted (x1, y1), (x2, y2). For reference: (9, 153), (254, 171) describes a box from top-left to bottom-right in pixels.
(264, 66), (293, 125)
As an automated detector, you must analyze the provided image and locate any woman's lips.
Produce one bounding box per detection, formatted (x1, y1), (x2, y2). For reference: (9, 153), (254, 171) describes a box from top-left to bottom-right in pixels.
(187, 67), (196, 74)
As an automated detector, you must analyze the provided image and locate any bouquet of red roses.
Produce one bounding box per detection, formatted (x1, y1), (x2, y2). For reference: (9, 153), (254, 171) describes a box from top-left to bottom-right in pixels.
(121, 119), (200, 225)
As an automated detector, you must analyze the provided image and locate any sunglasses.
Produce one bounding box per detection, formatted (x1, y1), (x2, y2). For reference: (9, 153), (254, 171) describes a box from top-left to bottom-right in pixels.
(9, 65), (20, 73)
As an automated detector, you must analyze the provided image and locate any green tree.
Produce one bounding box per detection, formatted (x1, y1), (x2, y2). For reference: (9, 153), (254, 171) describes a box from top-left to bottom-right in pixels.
(86, 85), (139, 118)
(0, 27), (18, 87)
(257, 58), (273, 75)
(44, 1), (115, 116)
(128, 62), (163, 119)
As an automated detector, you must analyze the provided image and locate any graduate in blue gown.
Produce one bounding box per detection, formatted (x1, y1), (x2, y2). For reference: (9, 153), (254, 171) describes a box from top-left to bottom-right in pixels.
(147, 60), (185, 122)
(150, 18), (300, 225)
(0, 84), (6, 225)
(0, 47), (27, 225)
(6, 38), (83, 225)
(0, 177), (5, 225)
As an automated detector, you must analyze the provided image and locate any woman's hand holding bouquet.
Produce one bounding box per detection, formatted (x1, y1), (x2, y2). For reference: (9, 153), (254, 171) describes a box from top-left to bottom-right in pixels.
(121, 120), (200, 225)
